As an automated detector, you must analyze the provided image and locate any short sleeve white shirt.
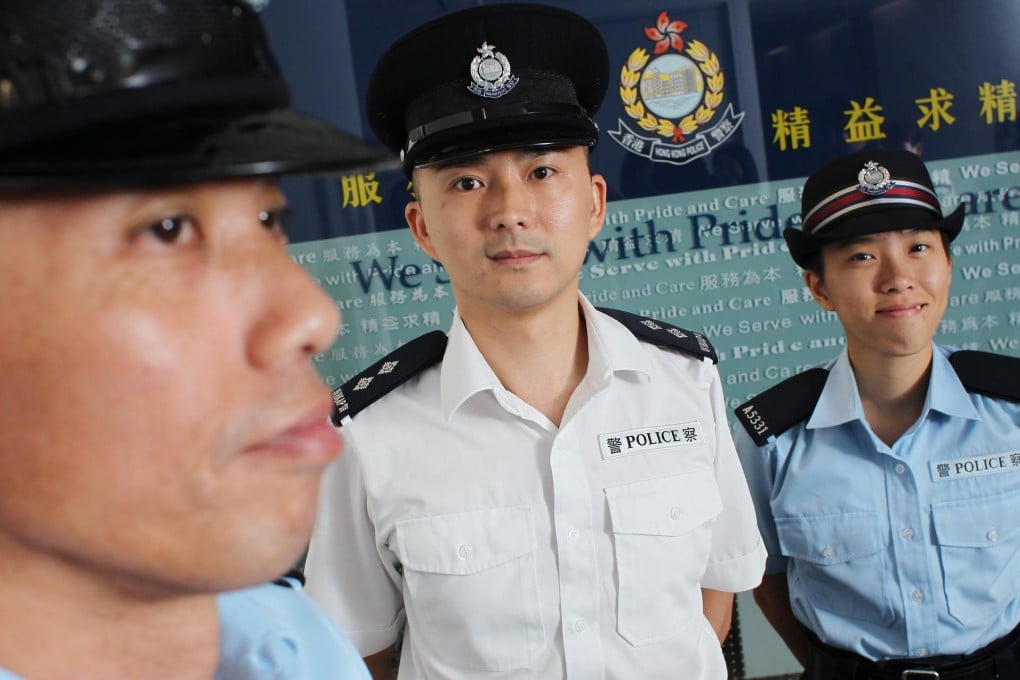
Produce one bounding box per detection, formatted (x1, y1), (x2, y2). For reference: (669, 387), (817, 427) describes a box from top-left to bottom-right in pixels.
(306, 295), (765, 679)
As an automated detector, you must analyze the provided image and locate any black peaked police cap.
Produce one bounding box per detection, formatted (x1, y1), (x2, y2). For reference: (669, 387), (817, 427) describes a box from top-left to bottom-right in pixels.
(366, 3), (609, 175)
(785, 148), (965, 268)
(0, 0), (390, 190)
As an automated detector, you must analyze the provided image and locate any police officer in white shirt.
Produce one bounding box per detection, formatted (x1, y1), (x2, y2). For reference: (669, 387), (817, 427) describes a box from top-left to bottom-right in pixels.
(735, 149), (1020, 679)
(304, 4), (766, 679)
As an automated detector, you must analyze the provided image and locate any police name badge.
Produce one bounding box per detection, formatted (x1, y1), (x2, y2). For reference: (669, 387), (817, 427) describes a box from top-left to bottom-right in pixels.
(598, 422), (705, 460)
(930, 451), (1020, 481)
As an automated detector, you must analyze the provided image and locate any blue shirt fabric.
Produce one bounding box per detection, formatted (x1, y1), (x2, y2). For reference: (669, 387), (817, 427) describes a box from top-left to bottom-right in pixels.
(736, 344), (1020, 661)
(216, 579), (371, 679)
(0, 581), (369, 679)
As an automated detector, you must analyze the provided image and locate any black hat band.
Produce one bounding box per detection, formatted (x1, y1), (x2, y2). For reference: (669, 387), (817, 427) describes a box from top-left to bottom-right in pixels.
(803, 180), (941, 236)
(406, 101), (592, 154)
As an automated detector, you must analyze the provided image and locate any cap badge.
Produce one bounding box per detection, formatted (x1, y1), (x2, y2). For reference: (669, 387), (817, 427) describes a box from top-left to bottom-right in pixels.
(857, 160), (895, 195)
(467, 41), (519, 99)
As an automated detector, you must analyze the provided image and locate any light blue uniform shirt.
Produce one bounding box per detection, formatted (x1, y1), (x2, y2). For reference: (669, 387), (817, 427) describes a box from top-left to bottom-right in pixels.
(216, 578), (371, 679)
(0, 580), (369, 679)
(736, 344), (1020, 660)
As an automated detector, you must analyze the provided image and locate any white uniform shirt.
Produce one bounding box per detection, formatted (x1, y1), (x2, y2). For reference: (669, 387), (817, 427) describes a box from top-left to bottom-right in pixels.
(306, 295), (765, 679)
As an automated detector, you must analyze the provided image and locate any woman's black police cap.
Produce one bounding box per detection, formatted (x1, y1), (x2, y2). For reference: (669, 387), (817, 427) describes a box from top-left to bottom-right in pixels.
(366, 3), (609, 175)
(785, 148), (965, 268)
(0, 0), (390, 190)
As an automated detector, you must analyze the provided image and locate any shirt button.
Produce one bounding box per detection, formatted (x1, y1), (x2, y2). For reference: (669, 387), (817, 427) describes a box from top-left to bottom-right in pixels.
(987, 529), (999, 542)
(918, 648), (930, 657)
(894, 463), (906, 475)
(568, 529), (579, 542)
(457, 544), (474, 559)
(821, 547), (835, 558)
(669, 507), (682, 520)
(573, 618), (587, 633)
(911, 590), (924, 602)
(901, 527), (915, 540)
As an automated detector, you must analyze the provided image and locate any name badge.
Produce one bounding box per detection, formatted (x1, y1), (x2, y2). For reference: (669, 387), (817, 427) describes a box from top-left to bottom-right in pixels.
(598, 421), (705, 460)
(930, 451), (1020, 481)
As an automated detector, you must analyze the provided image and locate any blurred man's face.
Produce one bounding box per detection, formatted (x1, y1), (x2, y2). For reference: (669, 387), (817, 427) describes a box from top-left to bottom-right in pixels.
(0, 180), (341, 596)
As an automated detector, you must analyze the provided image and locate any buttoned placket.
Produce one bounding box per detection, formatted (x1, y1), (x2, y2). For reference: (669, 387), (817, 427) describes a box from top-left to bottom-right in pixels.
(880, 426), (939, 657)
(549, 419), (605, 678)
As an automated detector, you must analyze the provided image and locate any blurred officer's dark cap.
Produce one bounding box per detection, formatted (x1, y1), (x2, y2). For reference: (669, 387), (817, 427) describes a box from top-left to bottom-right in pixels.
(0, 0), (390, 190)
(366, 3), (609, 175)
(785, 148), (965, 268)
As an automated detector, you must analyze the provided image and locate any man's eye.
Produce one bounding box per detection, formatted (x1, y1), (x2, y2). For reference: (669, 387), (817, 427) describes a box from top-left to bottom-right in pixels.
(454, 177), (480, 191)
(259, 207), (291, 233)
(147, 216), (190, 243)
(532, 166), (553, 179)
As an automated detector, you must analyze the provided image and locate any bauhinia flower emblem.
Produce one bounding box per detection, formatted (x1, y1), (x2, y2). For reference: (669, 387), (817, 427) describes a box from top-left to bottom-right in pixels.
(643, 11), (687, 54)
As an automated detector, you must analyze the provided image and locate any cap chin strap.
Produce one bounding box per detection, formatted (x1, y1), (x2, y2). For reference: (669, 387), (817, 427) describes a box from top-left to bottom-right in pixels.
(405, 101), (591, 155)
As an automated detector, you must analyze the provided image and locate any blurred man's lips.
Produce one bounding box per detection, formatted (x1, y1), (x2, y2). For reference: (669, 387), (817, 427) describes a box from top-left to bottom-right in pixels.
(244, 403), (342, 464)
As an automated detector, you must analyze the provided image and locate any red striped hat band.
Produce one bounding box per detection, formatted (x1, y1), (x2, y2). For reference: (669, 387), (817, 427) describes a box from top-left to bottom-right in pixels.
(802, 179), (941, 235)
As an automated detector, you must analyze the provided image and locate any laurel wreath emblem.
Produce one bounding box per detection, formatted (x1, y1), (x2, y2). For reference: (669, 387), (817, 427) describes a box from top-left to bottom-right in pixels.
(619, 39), (724, 142)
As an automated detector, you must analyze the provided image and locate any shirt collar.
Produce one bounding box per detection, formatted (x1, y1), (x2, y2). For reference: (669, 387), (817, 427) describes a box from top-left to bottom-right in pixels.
(439, 308), (500, 419)
(927, 344), (982, 420)
(806, 343), (980, 430)
(806, 349), (860, 429)
(439, 295), (652, 419)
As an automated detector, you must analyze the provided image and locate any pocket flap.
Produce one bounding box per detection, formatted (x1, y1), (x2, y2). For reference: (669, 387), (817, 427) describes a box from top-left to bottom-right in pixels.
(396, 505), (535, 575)
(932, 489), (1020, 548)
(605, 471), (722, 537)
(777, 512), (883, 565)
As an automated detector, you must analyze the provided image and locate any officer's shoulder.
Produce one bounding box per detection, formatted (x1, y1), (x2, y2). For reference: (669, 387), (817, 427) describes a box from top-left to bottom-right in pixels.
(949, 350), (1020, 402)
(734, 368), (830, 446)
(331, 331), (448, 426)
(598, 307), (717, 364)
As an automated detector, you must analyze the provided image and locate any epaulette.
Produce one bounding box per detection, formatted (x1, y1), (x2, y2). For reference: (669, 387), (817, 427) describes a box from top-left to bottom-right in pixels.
(949, 350), (1020, 403)
(734, 368), (829, 446)
(598, 307), (717, 364)
(330, 330), (448, 426)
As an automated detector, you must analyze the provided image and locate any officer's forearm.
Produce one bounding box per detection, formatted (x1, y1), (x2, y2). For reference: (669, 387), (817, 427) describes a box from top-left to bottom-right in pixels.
(753, 573), (810, 667)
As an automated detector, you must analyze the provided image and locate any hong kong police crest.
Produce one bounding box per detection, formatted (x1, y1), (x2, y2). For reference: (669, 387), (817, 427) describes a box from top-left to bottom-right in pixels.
(611, 12), (743, 166)
(468, 41), (518, 98)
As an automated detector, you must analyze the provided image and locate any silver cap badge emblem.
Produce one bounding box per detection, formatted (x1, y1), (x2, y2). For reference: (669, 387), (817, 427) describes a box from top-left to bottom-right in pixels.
(857, 160), (895, 195)
(468, 42), (519, 98)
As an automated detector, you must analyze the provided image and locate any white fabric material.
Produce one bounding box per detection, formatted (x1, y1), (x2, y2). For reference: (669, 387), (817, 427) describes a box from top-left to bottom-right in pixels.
(306, 295), (765, 679)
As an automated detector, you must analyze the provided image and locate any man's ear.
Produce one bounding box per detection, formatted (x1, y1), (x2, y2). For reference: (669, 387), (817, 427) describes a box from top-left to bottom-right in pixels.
(405, 201), (440, 261)
(588, 173), (608, 240)
(803, 269), (835, 311)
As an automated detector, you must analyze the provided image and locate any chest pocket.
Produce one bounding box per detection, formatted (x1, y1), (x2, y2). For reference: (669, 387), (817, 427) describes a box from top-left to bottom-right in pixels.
(776, 512), (894, 624)
(606, 471), (722, 647)
(932, 488), (1020, 626)
(395, 505), (545, 672)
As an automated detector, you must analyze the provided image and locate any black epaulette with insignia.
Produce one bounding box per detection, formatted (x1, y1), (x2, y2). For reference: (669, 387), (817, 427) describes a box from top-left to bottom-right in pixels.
(734, 368), (829, 446)
(331, 330), (448, 426)
(949, 350), (1020, 403)
(598, 307), (717, 364)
